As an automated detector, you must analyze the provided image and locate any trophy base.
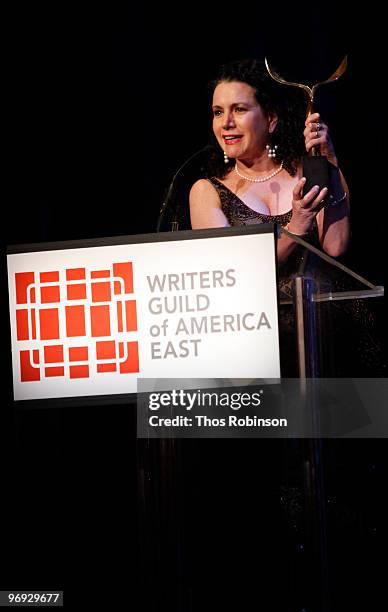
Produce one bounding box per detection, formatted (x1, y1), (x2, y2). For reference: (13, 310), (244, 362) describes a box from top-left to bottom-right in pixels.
(302, 155), (330, 195)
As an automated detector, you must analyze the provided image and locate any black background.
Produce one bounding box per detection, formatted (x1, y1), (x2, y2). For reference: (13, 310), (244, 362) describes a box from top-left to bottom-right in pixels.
(1, 3), (387, 610)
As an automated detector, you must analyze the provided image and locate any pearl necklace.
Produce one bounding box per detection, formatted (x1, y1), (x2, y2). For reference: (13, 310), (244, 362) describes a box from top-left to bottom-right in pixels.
(234, 161), (284, 183)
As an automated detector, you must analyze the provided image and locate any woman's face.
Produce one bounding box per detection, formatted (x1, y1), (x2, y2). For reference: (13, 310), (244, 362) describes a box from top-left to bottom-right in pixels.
(212, 80), (277, 161)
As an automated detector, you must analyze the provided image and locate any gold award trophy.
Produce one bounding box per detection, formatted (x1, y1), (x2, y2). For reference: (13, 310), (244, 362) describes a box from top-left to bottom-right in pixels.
(265, 56), (347, 195)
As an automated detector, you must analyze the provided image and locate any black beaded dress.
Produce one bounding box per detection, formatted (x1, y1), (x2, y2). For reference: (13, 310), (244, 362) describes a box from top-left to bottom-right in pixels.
(207, 176), (293, 228)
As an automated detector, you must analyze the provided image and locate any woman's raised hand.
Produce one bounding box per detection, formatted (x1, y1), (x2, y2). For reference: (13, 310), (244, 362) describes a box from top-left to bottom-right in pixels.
(304, 112), (338, 167)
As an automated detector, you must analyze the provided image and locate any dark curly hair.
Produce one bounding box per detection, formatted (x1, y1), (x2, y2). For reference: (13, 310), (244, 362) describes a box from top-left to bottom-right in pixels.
(205, 58), (307, 178)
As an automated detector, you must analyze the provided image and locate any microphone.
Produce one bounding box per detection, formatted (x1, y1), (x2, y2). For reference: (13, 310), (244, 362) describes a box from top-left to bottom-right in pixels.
(156, 144), (215, 232)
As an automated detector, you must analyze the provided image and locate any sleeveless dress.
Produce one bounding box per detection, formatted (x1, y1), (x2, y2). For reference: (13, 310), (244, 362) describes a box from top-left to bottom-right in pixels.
(207, 177), (293, 228)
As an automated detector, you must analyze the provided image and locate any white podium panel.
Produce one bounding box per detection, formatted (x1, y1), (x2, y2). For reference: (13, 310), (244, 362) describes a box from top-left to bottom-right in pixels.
(7, 227), (280, 402)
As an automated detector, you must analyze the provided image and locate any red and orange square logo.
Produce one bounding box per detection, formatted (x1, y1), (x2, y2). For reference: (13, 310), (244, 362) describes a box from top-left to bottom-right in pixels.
(15, 262), (139, 382)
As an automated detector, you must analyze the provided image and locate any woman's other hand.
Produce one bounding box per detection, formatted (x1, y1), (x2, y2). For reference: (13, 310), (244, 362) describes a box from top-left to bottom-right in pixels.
(287, 177), (328, 235)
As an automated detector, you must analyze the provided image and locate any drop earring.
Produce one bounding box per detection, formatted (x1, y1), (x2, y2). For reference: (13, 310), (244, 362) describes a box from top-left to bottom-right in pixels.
(266, 144), (278, 159)
(223, 150), (229, 164)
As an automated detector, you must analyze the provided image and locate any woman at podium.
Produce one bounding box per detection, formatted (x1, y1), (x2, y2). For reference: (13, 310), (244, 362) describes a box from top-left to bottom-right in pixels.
(189, 57), (350, 264)
(188, 58), (384, 377)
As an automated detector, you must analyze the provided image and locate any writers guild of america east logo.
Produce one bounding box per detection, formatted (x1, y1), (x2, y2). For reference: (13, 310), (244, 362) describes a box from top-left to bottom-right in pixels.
(14, 262), (139, 381)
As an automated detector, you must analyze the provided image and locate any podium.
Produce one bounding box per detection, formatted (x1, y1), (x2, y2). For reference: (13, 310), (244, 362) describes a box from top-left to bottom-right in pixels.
(7, 226), (385, 610)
